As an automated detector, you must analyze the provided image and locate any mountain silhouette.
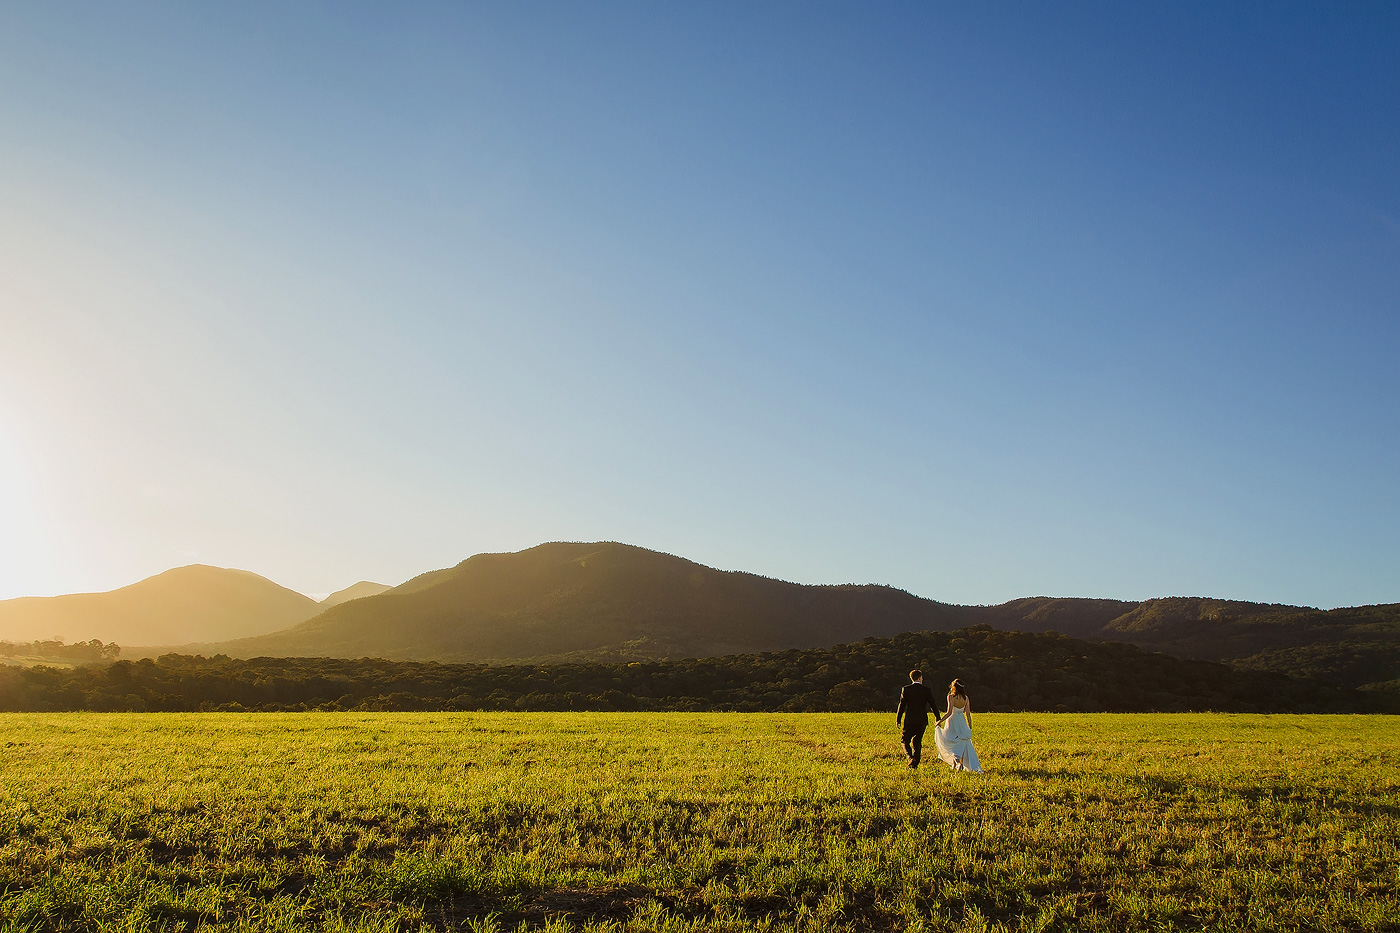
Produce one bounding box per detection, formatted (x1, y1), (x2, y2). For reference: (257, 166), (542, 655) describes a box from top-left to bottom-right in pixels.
(216, 542), (973, 661)
(0, 566), (321, 646)
(19, 543), (1395, 692)
(207, 542), (1399, 691)
(318, 581), (392, 609)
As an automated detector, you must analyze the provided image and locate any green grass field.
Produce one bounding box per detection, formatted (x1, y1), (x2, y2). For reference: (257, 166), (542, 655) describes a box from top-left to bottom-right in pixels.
(0, 713), (1396, 932)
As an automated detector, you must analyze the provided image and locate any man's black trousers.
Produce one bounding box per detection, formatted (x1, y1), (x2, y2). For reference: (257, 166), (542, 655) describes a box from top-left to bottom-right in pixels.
(902, 717), (928, 765)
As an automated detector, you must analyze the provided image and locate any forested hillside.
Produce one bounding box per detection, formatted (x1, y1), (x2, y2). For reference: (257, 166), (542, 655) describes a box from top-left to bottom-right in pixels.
(203, 543), (1399, 691)
(216, 542), (969, 661)
(2, 627), (1384, 714)
(1060, 599), (1400, 690)
(18, 544), (1394, 693)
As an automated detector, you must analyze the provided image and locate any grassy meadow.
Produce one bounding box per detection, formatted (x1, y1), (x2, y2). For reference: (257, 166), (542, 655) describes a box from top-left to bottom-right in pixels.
(0, 712), (1396, 932)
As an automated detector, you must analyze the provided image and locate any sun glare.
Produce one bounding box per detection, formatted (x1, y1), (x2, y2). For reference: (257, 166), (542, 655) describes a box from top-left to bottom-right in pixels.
(0, 425), (51, 599)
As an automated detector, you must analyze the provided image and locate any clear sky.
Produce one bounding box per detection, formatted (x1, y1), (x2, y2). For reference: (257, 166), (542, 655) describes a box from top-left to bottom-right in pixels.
(1, 3), (1397, 608)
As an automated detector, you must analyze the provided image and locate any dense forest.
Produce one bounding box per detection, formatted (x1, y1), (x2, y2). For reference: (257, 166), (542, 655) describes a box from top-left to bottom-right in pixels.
(0, 638), (121, 663)
(1, 627), (1387, 714)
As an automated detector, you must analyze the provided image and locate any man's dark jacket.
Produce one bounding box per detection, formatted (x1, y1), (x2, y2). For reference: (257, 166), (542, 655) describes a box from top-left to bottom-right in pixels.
(897, 682), (936, 728)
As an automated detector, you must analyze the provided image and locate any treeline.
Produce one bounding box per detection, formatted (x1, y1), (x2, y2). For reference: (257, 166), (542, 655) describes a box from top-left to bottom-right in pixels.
(0, 638), (121, 663)
(1, 627), (1388, 714)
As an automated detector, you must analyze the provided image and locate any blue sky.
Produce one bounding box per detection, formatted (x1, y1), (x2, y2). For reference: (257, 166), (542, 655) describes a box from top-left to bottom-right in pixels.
(1, 3), (1396, 607)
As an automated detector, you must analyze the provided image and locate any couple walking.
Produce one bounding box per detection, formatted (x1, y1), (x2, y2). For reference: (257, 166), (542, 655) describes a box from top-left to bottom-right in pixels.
(895, 671), (982, 772)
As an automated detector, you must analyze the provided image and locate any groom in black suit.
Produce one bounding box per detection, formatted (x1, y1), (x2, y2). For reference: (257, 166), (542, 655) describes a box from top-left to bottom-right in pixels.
(896, 669), (937, 768)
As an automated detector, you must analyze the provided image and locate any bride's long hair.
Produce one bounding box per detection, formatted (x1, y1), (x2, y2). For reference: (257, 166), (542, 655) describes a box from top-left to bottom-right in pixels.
(948, 678), (966, 697)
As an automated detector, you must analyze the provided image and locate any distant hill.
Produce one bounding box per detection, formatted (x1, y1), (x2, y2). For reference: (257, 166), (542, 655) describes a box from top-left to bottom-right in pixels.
(20, 543), (1395, 692)
(0, 566), (321, 646)
(318, 581), (392, 610)
(1010, 597), (1400, 690)
(1, 626), (1383, 714)
(218, 542), (968, 662)
(205, 542), (1399, 692)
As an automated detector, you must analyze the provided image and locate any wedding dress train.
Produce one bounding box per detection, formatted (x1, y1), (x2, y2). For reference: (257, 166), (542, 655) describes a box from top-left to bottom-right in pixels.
(934, 707), (982, 772)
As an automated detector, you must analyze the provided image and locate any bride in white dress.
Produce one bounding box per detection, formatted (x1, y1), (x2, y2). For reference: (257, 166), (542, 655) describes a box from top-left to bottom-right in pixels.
(934, 679), (982, 772)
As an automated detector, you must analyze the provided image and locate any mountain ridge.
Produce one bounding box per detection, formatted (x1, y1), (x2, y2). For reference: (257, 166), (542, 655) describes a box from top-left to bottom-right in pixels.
(13, 543), (1396, 692)
(318, 581), (392, 609)
(222, 541), (962, 661)
(0, 565), (321, 646)
(195, 542), (1396, 691)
